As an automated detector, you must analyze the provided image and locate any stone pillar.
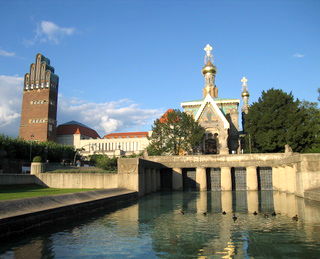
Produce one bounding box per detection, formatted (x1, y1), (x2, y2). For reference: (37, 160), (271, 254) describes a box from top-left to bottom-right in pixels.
(172, 167), (183, 191)
(156, 169), (161, 191)
(221, 191), (232, 213)
(144, 168), (151, 194)
(151, 168), (157, 192)
(286, 164), (297, 194)
(272, 166), (280, 190)
(31, 162), (45, 175)
(220, 167), (232, 191)
(246, 166), (258, 191)
(196, 191), (207, 213)
(139, 169), (145, 196)
(279, 166), (287, 192)
(247, 191), (259, 213)
(196, 167), (207, 191)
(273, 191), (281, 214)
(287, 193), (297, 217)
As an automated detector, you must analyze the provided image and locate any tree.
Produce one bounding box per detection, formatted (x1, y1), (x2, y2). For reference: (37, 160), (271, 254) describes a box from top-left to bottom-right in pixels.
(244, 88), (320, 153)
(147, 109), (205, 155)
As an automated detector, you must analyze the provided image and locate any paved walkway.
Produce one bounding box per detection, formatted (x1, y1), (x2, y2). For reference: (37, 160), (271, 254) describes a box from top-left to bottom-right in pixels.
(0, 188), (136, 219)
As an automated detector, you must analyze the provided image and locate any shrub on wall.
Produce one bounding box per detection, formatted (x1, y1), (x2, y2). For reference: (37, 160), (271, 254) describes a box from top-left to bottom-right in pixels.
(33, 156), (42, 162)
(0, 134), (75, 162)
(90, 155), (117, 172)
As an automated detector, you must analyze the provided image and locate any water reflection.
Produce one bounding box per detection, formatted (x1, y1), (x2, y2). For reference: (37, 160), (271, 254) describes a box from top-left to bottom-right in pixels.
(1, 191), (320, 258)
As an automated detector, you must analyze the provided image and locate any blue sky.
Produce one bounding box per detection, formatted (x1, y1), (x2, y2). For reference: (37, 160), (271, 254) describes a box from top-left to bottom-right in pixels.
(1, 0), (319, 137)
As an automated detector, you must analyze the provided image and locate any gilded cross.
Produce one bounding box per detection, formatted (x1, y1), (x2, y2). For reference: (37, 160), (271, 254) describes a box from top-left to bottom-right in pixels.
(241, 76), (248, 87)
(204, 44), (213, 57)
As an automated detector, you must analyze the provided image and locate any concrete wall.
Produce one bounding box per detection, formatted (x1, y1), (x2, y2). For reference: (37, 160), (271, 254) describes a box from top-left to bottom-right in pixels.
(0, 174), (37, 185)
(118, 158), (162, 197)
(3, 153), (319, 202)
(37, 173), (118, 189)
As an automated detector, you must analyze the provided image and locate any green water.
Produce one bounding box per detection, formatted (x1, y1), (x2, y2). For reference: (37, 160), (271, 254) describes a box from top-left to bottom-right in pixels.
(1, 191), (320, 258)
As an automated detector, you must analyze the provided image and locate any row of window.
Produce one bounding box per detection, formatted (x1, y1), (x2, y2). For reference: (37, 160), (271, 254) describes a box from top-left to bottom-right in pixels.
(29, 118), (48, 124)
(30, 100), (47, 105)
(29, 100), (55, 105)
(25, 82), (56, 90)
(85, 142), (141, 152)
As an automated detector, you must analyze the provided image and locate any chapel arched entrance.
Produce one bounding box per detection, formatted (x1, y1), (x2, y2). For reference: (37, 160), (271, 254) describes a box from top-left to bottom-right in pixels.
(204, 133), (219, 154)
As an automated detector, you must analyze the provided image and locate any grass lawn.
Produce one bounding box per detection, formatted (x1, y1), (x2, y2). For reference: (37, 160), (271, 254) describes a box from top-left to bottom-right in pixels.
(0, 184), (96, 201)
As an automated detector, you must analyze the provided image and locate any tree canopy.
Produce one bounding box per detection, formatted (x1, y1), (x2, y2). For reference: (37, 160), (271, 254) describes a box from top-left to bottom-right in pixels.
(147, 109), (205, 155)
(244, 88), (320, 153)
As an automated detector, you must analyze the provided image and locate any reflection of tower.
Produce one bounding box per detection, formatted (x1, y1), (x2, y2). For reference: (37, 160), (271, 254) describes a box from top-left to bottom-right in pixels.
(241, 76), (249, 131)
(19, 53), (59, 142)
(202, 44), (218, 98)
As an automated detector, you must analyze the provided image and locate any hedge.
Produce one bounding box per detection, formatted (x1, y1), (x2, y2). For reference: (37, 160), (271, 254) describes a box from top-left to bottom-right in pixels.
(0, 134), (75, 162)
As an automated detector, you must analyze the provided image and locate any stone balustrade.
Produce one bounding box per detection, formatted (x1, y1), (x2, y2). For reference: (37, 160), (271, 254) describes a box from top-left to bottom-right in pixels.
(118, 153), (320, 198)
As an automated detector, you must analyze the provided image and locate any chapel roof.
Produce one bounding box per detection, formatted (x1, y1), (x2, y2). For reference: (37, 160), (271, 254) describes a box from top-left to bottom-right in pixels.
(57, 121), (100, 139)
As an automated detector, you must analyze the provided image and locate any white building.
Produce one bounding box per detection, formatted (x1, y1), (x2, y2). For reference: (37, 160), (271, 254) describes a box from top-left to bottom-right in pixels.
(56, 121), (150, 157)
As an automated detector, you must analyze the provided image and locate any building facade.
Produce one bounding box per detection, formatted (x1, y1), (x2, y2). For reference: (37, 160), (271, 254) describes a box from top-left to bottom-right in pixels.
(56, 121), (150, 157)
(181, 44), (249, 154)
(19, 53), (59, 142)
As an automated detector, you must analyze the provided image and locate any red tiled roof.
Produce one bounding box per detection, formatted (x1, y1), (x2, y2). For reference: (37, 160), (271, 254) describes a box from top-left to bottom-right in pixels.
(104, 132), (148, 139)
(57, 124), (100, 139)
(159, 109), (179, 123)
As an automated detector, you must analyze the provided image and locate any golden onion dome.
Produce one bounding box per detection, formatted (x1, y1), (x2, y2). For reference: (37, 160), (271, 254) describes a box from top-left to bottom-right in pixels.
(202, 61), (216, 75)
(242, 91), (250, 97)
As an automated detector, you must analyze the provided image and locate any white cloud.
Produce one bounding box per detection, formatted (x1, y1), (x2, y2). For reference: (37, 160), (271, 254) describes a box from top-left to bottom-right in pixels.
(293, 53), (305, 58)
(0, 75), (23, 136)
(0, 76), (162, 138)
(26, 21), (75, 45)
(0, 48), (15, 57)
(58, 97), (162, 137)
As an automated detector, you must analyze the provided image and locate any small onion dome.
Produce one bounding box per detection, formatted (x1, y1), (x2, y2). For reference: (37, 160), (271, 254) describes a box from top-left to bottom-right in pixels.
(242, 91), (250, 97)
(202, 61), (216, 75)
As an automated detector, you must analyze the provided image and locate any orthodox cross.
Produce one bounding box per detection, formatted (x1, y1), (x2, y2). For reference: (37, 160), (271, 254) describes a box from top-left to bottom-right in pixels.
(204, 44), (213, 63)
(241, 76), (248, 87)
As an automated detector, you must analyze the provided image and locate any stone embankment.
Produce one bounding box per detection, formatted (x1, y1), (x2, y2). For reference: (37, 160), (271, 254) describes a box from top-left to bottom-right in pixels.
(0, 188), (138, 241)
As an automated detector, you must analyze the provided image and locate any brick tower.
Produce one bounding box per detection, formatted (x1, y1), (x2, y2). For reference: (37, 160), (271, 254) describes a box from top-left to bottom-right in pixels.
(19, 53), (59, 142)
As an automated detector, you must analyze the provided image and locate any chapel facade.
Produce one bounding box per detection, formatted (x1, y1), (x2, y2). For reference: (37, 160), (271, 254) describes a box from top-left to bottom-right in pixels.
(181, 44), (249, 154)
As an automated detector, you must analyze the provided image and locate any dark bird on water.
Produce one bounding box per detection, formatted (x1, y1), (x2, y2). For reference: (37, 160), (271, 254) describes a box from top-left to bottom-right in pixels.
(180, 210), (185, 215)
(222, 211), (227, 215)
(253, 211), (258, 215)
(292, 215), (299, 221)
(203, 212), (207, 216)
(264, 213), (269, 218)
(271, 212), (277, 216)
(232, 214), (237, 222)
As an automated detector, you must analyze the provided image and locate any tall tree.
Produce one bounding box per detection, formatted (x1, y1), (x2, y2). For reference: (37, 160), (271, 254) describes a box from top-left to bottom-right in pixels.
(147, 109), (205, 155)
(244, 88), (319, 153)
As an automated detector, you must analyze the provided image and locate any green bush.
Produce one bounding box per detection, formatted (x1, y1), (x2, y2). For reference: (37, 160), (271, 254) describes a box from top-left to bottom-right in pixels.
(90, 155), (117, 171)
(0, 134), (75, 162)
(33, 156), (42, 162)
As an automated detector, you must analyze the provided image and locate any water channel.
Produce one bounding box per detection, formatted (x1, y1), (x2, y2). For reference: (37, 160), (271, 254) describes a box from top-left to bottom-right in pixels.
(1, 191), (320, 258)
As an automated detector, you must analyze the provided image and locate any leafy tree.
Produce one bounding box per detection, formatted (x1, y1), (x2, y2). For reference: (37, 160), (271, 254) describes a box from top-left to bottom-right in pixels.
(147, 109), (205, 155)
(89, 154), (117, 171)
(244, 88), (320, 153)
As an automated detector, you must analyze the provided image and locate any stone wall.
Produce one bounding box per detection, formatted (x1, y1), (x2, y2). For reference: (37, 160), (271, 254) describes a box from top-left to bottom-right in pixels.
(0, 174), (37, 185)
(117, 158), (162, 196)
(37, 172), (118, 189)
